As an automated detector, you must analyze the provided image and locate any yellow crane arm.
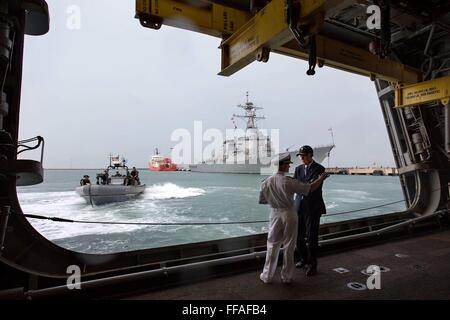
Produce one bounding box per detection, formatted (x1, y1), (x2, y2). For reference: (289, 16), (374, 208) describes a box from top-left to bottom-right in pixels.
(135, 0), (421, 83)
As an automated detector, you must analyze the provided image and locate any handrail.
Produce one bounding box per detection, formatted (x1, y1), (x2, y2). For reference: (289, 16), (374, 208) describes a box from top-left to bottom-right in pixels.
(319, 209), (449, 246)
(17, 136), (44, 164)
(22, 208), (449, 299)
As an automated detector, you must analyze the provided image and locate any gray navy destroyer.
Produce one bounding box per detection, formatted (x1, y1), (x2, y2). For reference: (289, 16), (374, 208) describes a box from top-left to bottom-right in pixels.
(189, 93), (334, 174)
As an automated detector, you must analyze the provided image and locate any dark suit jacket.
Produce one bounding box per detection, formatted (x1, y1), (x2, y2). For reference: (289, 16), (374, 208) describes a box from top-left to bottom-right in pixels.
(293, 161), (326, 216)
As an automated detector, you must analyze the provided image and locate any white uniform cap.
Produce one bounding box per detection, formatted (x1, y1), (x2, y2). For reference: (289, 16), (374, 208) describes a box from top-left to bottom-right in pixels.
(271, 152), (293, 165)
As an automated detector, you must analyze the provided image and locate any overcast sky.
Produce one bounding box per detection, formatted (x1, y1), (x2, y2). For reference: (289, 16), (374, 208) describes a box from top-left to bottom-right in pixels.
(19, 0), (396, 169)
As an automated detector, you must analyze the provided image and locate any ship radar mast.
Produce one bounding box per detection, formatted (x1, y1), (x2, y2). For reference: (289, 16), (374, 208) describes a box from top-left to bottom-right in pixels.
(232, 92), (265, 130)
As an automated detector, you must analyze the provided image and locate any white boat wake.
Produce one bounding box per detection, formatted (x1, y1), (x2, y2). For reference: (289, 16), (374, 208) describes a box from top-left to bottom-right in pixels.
(144, 183), (206, 200)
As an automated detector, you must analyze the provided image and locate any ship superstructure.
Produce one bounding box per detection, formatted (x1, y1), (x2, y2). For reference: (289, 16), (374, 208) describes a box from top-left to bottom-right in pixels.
(190, 93), (333, 173)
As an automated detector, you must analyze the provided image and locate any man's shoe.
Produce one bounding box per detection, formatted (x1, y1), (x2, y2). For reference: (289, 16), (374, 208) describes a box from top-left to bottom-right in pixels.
(305, 266), (317, 276)
(295, 260), (306, 269)
(259, 274), (271, 284)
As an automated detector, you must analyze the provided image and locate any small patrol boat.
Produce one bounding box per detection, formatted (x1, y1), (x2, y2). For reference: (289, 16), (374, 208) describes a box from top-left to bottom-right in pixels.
(76, 156), (146, 205)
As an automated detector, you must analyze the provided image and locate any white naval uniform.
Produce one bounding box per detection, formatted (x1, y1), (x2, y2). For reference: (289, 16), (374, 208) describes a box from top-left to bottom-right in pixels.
(259, 172), (311, 283)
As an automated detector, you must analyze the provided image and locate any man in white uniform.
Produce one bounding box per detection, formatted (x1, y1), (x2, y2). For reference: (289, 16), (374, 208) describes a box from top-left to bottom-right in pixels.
(259, 152), (328, 284)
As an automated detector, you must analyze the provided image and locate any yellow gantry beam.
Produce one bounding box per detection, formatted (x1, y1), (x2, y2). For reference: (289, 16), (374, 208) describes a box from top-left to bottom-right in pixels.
(136, 0), (251, 37)
(219, 0), (290, 76)
(218, 0), (349, 76)
(135, 0), (422, 83)
(395, 75), (450, 108)
(277, 37), (420, 83)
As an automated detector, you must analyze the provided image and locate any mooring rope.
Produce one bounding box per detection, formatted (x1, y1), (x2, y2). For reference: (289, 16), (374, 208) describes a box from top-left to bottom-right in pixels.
(21, 198), (408, 226)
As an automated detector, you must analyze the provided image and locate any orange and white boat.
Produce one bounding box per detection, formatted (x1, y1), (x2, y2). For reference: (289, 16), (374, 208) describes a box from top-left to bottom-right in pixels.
(149, 148), (177, 171)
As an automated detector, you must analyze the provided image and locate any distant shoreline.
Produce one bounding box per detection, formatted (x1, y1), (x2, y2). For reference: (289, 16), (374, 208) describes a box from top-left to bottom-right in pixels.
(44, 168), (148, 171)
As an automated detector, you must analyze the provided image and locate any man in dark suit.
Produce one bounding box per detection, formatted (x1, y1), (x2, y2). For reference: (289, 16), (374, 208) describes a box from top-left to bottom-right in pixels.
(293, 145), (327, 276)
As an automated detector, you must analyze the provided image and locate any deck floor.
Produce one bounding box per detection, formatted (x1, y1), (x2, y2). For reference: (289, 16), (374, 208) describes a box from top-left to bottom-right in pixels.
(127, 229), (450, 300)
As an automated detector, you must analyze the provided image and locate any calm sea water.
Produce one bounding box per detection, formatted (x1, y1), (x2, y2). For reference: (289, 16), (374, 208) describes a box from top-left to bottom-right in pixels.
(17, 170), (405, 254)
